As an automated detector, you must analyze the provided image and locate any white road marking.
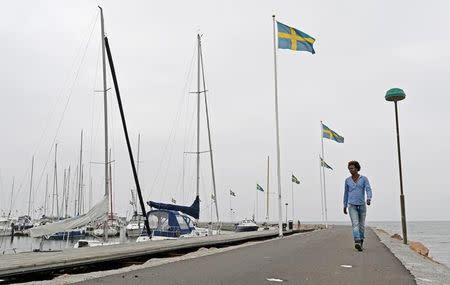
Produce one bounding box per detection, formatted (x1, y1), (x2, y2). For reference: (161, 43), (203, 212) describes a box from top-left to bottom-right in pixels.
(340, 264), (353, 268)
(267, 277), (284, 282)
(417, 277), (433, 282)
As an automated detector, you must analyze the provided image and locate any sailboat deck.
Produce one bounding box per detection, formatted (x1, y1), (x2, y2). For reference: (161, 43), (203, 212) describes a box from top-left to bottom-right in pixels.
(0, 229), (291, 278)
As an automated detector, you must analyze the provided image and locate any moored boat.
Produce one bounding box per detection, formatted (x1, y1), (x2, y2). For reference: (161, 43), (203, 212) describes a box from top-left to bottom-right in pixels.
(235, 219), (259, 232)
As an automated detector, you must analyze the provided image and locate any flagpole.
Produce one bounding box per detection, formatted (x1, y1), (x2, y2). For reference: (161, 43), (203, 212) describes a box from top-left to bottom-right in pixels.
(319, 155), (325, 225)
(229, 190), (232, 222)
(256, 183), (258, 222)
(291, 172), (294, 220)
(266, 156), (270, 223)
(272, 14), (283, 237)
(320, 121), (328, 228)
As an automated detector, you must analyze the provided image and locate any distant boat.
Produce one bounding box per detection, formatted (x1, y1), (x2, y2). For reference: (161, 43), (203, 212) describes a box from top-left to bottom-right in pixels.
(93, 216), (120, 237)
(126, 135), (145, 238)
(235, 219), (259, 232)
(0, 216), (13, 237)
(126, 213), (144, 238)
(13, 215), (33, 236)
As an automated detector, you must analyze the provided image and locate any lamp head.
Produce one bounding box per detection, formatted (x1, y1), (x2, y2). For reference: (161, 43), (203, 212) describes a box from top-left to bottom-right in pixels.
(385, 88), (406, 102)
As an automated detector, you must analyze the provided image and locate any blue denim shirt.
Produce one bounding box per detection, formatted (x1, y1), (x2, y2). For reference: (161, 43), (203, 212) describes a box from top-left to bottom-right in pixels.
(343, 175), (372, 208)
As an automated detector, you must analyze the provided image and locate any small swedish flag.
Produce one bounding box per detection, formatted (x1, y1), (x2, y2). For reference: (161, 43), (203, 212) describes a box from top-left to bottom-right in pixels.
(291, 174), (300, 184)
(277, 21), (315, 54)
(257, 184), (264, 192)
(320, 157), (333, 170)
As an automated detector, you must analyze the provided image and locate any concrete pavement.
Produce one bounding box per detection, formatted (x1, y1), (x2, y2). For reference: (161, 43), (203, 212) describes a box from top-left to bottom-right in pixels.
(77, 226), (415, 285)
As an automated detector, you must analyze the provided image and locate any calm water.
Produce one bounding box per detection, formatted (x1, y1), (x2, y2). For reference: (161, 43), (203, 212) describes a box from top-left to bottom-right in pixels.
(0, 235), (132, 255)
(368, 221), (450, 268)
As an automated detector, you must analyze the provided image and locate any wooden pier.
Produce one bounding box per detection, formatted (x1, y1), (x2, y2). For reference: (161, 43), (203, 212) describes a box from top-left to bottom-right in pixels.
(0, 229), (301, 280)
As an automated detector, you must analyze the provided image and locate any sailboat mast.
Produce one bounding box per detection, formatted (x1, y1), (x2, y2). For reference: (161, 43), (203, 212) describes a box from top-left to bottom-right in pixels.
(99, 6), (110, 241)
(27, 156), (34, 217)
(196, 34), (201, 198)
(9, 177), (14, 218)
(266, 156), (270, 222)
(66, 166), (70, 218)
(198, 35), (220, 224)
(136, 134), (141, 175)
(136, 134), (141, 215)
(109, 149), (113, 218)
(62, 168), (66, 217)
(81, 164), (85, 214)
(99, 7), (109, 198)
(73, 165), (78, 216)
(44, 174), (48, 216)
(78, 130), (83, 215)
(51, 143), (58, 218)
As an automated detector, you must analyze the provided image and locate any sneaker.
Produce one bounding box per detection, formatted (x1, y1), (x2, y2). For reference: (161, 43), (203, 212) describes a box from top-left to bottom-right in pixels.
(355, 241), (362, 251)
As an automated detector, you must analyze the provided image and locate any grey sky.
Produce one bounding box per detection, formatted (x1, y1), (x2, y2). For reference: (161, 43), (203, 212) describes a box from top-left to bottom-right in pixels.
(1, 0), (449, 222)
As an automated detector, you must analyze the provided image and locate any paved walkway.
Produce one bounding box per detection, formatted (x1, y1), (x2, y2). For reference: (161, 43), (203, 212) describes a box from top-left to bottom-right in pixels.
(78, 226), (415, 285)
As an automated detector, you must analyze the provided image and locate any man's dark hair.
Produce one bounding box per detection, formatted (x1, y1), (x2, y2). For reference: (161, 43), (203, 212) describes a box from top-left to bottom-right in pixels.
(348, 160), (361, 171)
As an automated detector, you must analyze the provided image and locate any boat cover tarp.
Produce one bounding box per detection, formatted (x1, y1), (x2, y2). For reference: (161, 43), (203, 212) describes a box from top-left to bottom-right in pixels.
(147, 196), (199, 219)
(30, 196), (109, 238)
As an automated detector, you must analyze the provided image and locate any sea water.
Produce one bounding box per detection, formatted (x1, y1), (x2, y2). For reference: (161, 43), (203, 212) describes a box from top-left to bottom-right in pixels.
(0, 235), (131, 255)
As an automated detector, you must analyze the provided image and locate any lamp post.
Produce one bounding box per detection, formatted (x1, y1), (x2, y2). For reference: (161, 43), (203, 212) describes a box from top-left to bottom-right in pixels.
(385, 88), (408, 244)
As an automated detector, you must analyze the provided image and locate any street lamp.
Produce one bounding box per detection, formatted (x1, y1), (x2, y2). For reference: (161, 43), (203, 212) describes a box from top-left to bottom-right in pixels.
(385, 88), (408, 244)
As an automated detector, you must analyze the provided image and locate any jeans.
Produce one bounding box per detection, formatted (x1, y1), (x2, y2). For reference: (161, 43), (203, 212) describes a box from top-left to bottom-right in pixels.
(348, 204), (366, 241)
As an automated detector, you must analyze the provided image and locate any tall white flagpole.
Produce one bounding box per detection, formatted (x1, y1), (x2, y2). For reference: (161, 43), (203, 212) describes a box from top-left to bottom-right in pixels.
(229, 191), (232, 222)
(319, 155), (325, 225)
(256, 183), (258, 222)
(272, 15), (283, 237)
(266, 156), (270, 223)
(291, 172), (294, 220)
(320, 121), (328, 228)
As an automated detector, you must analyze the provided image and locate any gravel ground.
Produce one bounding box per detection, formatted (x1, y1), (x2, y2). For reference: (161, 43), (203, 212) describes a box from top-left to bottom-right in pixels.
(374, 228), (450, 285)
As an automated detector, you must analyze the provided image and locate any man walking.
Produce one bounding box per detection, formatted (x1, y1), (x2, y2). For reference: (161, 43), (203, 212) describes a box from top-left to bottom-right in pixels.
(343, 161), (372, 251)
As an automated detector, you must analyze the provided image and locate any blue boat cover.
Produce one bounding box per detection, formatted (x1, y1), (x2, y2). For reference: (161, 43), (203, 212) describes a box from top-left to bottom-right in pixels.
(147, 196), (200, 219)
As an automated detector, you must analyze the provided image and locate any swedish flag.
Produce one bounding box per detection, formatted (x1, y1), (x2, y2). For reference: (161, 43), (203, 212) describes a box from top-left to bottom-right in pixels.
(322, 123), (344, 143)
(320, 157), (333, 170)
(277, 21), (315, 54)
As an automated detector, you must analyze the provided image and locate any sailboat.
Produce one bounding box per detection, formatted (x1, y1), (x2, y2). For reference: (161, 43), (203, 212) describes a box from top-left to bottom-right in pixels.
(126, 134), (145, 238)
(137, 34), (220, 242)
(1, 178), (16, 237)
(0, 215), (13, 237)
(29, 7), (112, 243)
(75, 7), (152, 246)
(126, 189), (144, 237)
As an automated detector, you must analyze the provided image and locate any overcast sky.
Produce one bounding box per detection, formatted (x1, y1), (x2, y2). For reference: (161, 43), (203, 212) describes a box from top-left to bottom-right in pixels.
(1, 0), (449, 223)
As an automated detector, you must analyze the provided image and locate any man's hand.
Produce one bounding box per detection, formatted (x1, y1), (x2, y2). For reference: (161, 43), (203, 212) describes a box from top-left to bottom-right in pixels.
(343, 207), (347, 215)
(366, 199), (371, 206)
